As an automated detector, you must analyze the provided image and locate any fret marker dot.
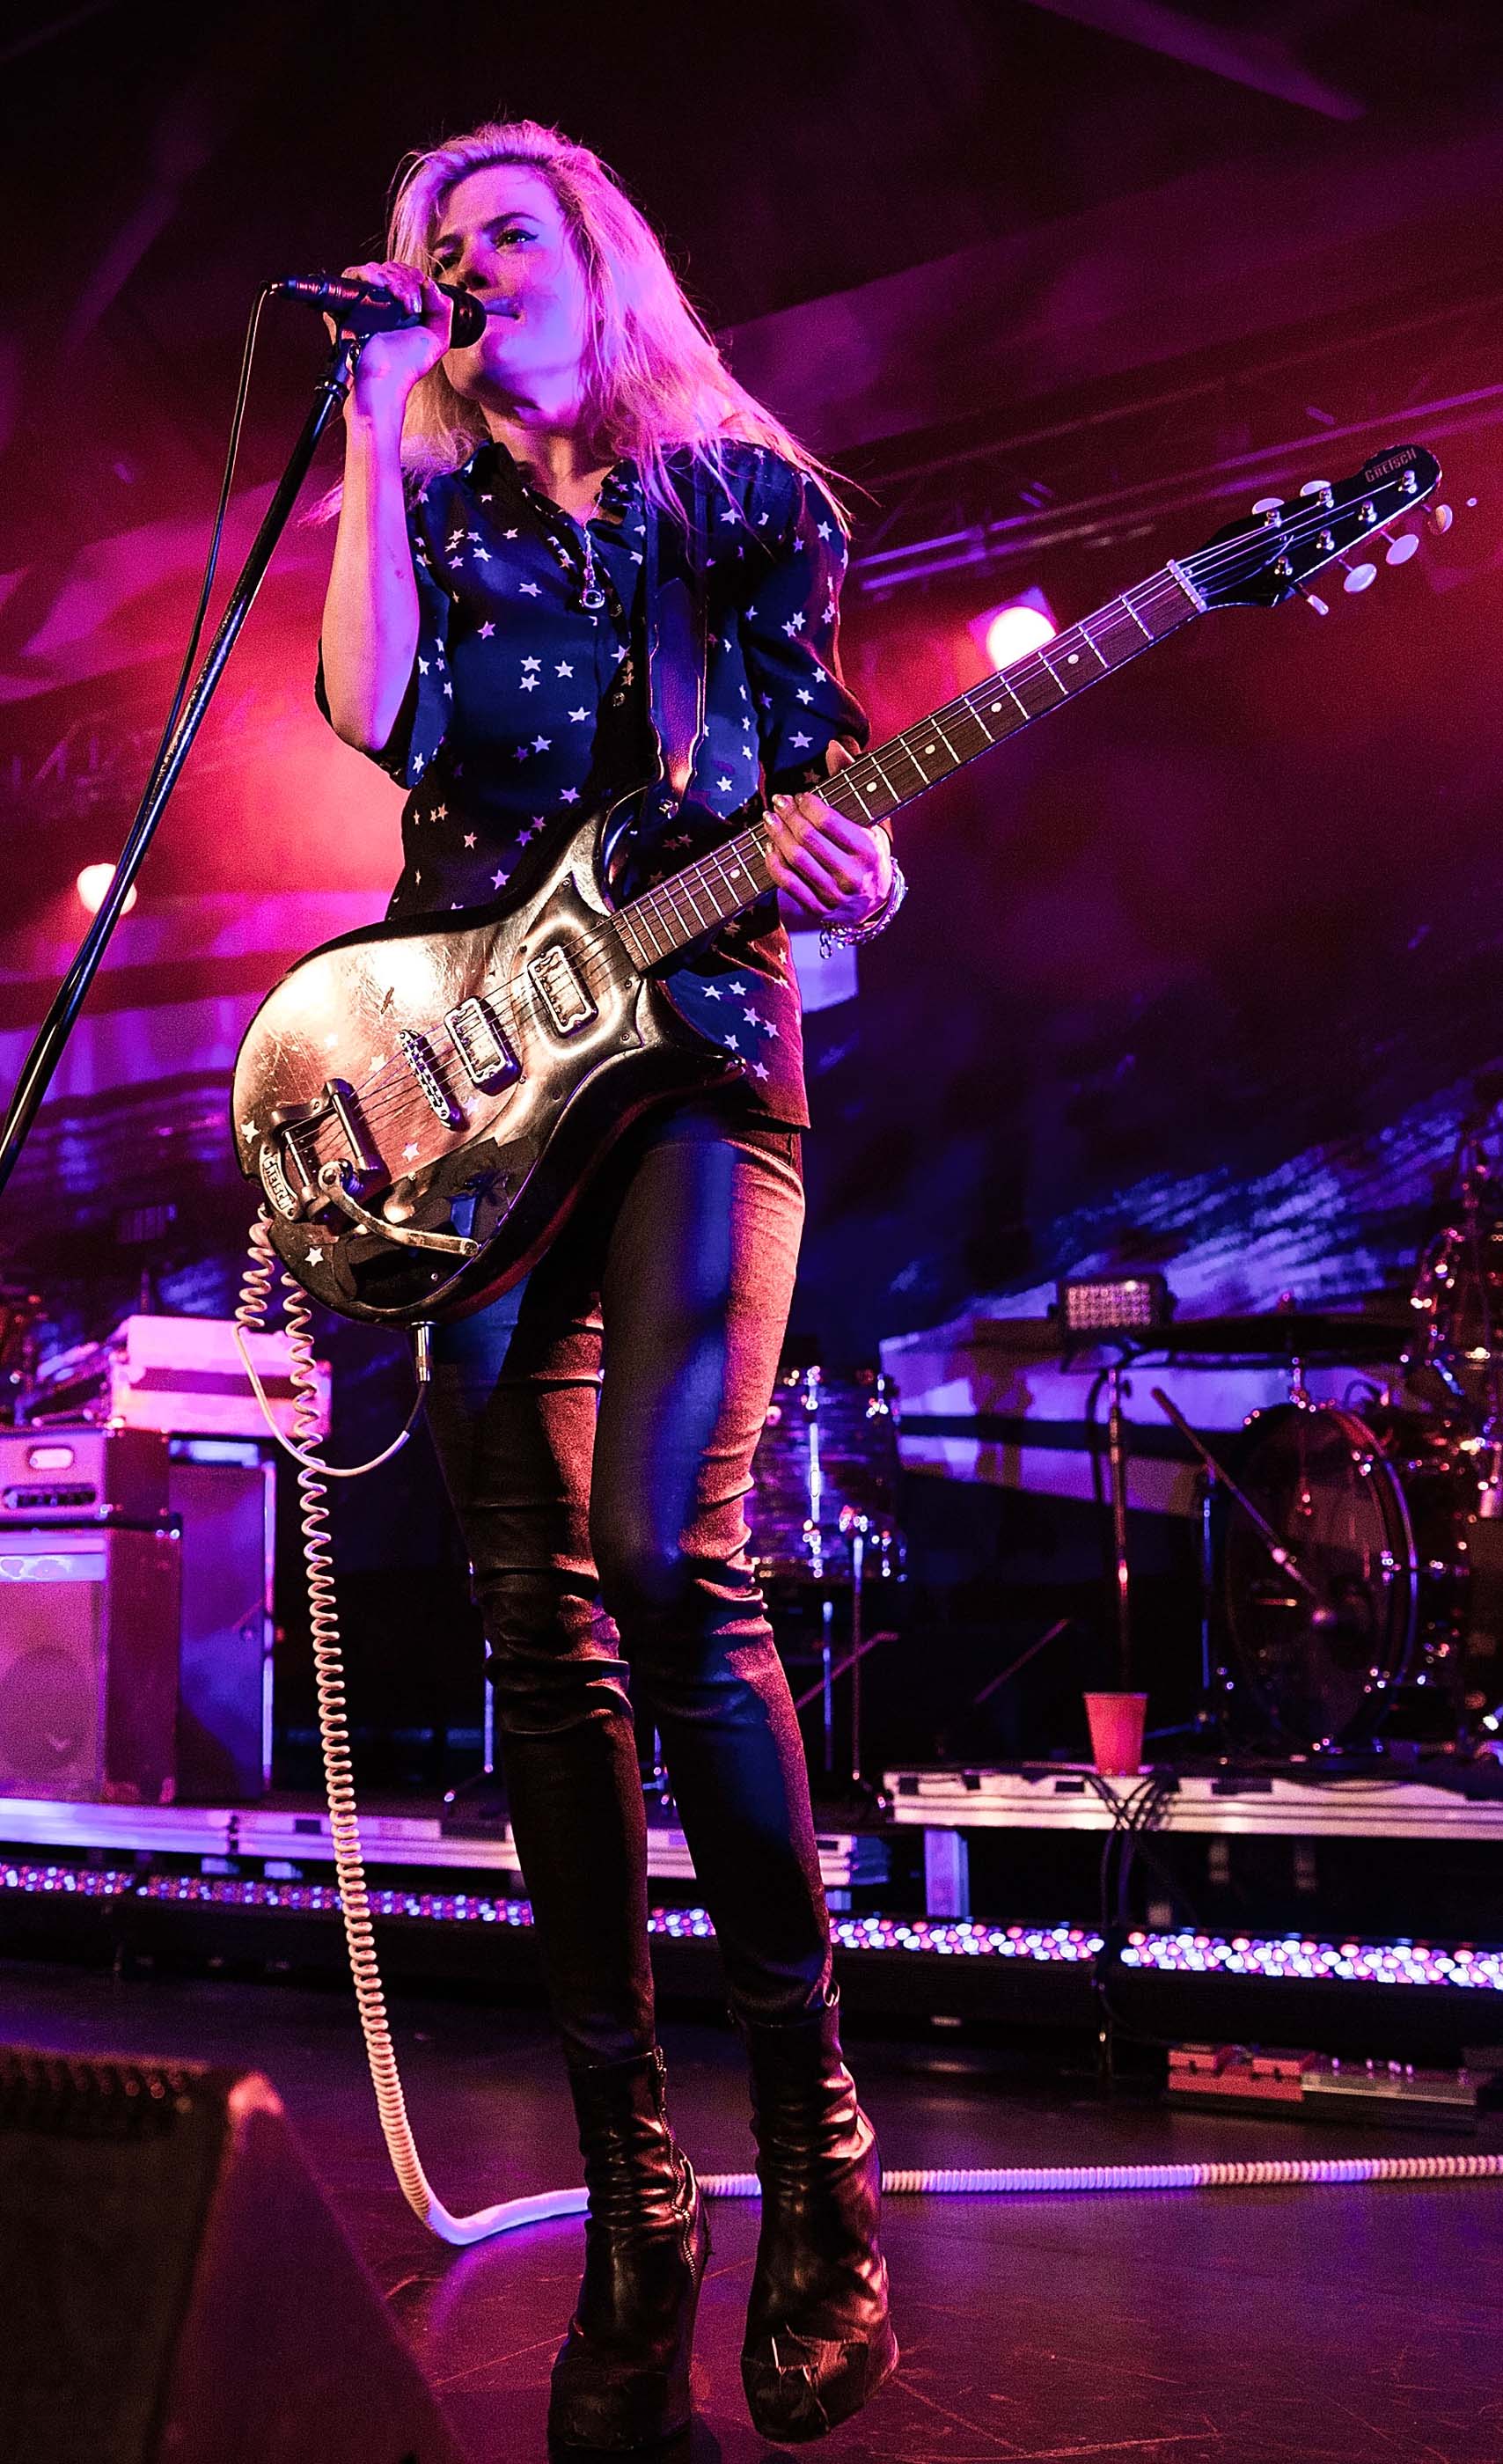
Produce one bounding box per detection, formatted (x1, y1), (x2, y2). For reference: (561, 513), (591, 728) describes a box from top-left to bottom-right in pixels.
(1068, 654), (1079, 664)
(991, 702), (1002, 712)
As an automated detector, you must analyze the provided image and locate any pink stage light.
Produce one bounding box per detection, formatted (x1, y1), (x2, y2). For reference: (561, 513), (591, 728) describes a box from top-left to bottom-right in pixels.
(979, 595), (1057, 671)
(76, 864), (136, 916)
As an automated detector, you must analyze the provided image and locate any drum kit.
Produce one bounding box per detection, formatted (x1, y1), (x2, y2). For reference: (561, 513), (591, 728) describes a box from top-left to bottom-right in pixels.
(745, 1364), (903, 1793)
(748, 1111), (1503, 1768)
(1142, 1120), (1503, 1758)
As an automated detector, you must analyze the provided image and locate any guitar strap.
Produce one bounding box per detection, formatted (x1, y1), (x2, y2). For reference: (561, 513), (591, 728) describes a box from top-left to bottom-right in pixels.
(642, 460), (709, 810)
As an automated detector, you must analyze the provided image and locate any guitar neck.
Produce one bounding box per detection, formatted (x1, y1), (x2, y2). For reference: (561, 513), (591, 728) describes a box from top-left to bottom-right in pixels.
(612, 558), (1204, 971)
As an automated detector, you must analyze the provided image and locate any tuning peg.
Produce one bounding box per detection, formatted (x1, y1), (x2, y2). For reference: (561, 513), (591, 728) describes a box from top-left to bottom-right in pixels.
(1299, 480), (1334, 500)
(1426, 502), (1454, 536)
(1299, 587), (1330, 615)
(1384, 532), (1419, 566)
(1251, 495), (1283, 515)
(1341, 557), (1377, 593)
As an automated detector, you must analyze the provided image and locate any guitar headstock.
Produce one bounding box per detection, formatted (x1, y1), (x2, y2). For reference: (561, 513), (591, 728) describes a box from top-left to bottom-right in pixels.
(1183, 446), (1441, 611)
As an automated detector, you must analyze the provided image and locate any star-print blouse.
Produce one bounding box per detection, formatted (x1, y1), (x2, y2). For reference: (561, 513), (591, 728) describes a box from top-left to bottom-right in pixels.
(317, 438), (867, 1126)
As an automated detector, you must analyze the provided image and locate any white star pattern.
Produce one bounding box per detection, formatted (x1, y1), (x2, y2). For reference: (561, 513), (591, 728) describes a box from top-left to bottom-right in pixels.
(239, 1118), (256, 1141)
(368, 452), (856, 1092)
(403, 1142), (420, 1162)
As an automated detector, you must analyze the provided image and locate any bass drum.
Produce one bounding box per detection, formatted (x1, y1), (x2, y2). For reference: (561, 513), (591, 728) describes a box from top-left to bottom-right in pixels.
(1219, 1402), (1473, 1751)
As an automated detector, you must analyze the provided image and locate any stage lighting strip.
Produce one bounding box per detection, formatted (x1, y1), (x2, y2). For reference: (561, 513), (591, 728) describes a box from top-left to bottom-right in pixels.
(1121, 1929), (1503, 1991)
(0, 1862), (136, 1898)
(9, 1861), (1503, 1995)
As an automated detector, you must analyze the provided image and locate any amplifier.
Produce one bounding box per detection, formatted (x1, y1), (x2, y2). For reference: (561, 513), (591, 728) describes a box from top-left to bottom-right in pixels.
(170, 1447), (274, 1801)
(0, 1525), (180, 1801)
(0, 1424), (169, 1525)
(26, 1314), (329, 1446)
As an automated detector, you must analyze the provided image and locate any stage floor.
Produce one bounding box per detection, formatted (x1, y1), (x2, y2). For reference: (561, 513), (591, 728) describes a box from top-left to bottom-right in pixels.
(7, 1962), (1503, 2462)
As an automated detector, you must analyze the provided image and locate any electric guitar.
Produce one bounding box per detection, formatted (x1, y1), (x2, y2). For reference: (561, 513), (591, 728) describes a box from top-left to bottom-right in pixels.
(232, 445), (1441, 1327)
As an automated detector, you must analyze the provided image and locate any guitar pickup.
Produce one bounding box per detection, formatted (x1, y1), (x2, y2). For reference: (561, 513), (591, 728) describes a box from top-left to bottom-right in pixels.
(529, 944), (596, 1036)
(444, 995), (519, 1091)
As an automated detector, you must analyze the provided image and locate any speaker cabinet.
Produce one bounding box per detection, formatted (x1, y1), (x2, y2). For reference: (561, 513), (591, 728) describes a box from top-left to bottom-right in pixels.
(0, 1527), (180, 1801)
(0, 2046), (468, 2464)
(168, 1456), (274, 1800)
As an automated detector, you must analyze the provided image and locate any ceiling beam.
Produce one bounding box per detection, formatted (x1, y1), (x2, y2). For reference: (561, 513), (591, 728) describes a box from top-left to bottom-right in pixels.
(1018, 0), (1365, 119)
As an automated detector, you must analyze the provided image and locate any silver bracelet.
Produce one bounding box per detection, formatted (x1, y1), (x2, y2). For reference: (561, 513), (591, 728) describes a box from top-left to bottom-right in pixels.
(819, 858), (907, 959)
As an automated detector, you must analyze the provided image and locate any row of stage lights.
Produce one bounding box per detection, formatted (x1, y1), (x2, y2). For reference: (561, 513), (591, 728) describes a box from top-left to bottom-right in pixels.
(65, 598), (1059, 914)
(6, 1859), (1501, 1994)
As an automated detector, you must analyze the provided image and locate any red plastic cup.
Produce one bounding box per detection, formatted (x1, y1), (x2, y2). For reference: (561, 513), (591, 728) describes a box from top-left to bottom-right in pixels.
(1084, 1690), (1148, 1777)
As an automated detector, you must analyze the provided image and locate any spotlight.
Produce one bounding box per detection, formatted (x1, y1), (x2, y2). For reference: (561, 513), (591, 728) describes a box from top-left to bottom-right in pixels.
(76, 864), (136, 917)
(973, 587), (1057, 673)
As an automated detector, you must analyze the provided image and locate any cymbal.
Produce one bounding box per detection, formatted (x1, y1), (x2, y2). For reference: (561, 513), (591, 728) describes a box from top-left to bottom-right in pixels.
(1125, 1312), (1414, 1363)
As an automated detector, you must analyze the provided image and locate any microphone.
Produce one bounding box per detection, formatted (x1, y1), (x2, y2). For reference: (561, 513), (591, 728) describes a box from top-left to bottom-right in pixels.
(272, 274), (493, 347)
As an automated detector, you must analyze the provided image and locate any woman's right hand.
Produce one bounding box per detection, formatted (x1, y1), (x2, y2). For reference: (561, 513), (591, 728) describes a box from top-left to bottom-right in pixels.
(334, 260), (454, 419)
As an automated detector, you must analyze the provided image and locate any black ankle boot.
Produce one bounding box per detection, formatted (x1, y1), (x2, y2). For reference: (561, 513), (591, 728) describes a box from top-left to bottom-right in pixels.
(739, 1991), (898, 2443)
(548, 2047), (709, 2453)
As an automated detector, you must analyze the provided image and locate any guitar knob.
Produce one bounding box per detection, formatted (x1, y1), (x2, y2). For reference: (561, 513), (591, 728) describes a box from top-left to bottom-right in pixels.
(1426, 502), (1454, 536)
(1251, 495), (1283, 514)
(1384, 532), (1419, 566)
(1341, 558), (1377, 593)
(1299, 480), (1333, 499)
(1301, 589), (1331, 616)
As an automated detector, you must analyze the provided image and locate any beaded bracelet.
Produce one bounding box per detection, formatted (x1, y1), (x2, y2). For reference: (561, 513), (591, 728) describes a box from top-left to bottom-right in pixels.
(819, 857), (908, 959)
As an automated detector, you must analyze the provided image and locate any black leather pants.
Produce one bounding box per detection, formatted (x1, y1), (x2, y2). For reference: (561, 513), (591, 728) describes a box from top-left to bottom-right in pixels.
(425, 1102), (833, 2068)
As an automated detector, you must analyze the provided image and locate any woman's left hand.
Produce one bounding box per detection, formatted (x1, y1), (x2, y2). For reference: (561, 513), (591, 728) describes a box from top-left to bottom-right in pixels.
(766, 756), (892, 933)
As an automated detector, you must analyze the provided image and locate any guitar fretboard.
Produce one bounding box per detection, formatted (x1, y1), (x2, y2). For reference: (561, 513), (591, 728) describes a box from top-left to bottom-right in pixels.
(612, 561), (1202, 971)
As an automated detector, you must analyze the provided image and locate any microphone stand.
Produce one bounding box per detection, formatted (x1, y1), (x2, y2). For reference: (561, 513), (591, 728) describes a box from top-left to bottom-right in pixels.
(0, 331), (362, 1207)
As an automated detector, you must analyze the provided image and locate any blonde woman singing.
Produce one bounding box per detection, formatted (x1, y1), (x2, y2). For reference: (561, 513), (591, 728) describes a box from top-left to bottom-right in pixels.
(319, 117), (904, 2453)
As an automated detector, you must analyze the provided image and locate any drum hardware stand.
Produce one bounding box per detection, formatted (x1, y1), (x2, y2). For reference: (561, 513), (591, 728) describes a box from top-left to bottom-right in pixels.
(972, 1616), (1074, 1711)
(1104, 1358), (1134, 1687)
(1150, 1385), (1325, 1742)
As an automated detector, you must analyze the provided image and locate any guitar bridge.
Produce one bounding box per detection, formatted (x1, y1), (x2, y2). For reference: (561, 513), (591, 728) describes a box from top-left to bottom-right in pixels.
(398, 1030), (464, 1126)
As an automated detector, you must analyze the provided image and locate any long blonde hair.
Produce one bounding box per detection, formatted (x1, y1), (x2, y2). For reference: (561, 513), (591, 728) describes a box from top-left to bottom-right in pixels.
(379, 117), (843, 525)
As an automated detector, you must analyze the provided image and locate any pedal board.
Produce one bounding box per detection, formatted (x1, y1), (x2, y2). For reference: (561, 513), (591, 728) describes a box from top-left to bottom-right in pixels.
(1166, 2042), (1501, 2132)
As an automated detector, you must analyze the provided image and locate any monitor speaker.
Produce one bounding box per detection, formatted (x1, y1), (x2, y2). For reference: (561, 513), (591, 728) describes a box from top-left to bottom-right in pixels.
(0, 2046), (468, 2464)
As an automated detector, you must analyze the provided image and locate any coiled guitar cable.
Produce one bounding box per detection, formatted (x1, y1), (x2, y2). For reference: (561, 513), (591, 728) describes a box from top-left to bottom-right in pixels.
(234, 1212), (1503, 2244)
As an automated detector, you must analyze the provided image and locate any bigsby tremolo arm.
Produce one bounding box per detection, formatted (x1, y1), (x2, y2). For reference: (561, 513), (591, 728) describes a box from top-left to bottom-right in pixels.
(315, 1160), (480, 1258)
